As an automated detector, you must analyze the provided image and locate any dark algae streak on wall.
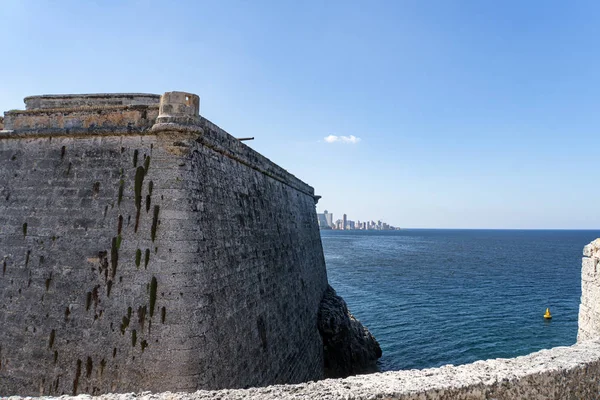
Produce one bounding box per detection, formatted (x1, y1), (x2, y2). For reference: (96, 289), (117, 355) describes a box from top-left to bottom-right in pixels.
(0, 91), (380, 396)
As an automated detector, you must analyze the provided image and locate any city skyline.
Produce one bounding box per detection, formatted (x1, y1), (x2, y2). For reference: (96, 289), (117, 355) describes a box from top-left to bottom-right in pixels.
(317, 210), (398, 231)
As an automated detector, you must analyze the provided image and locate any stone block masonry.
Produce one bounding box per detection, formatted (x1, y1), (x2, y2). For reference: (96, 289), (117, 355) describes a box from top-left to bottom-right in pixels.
(578, 238), (600, 341)
(0, 92), (329, 395)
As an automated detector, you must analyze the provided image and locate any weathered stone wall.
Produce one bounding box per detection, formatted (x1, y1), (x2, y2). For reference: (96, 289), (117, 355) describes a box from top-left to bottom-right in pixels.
(0, 92), (328, 396)
(578, 238), (600, 341)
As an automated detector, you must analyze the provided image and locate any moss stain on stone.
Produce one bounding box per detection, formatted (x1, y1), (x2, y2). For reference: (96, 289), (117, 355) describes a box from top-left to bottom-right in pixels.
(149, 277), (157, 317)
(2, 259), (6, 276)
(22, 223), (27, 237)
(134, 166), (145, 232)
(144, 249), (150, 269)
(161, 306), (166, 324)
(72, 359), (82, 395)
(143, 155), (151, 175)
(145, 180), (154, 212)
(111, 237), (119, 278)
(64, 307), (70, 321)
(117, 215), (123, 235)
(120, 315), (130, 335)
(107, 280), (113, 297)
(117, 180), (124, 206)
(92, 286), (100, 309)
(133, 149), (139, 167)
(85, 292), (92, 311)
(85, 356), (93, 378)
(53, 350), (58, 364)
(138, 305), (147, 330)
(49, 329), (55, 348)
(66, 162), (72, 176)
(135, 249), (141, 268)
(151, 205), (160, 242)
(45, 273), (52, 291)
(132, 330), (137, 347)
(116, 235), (122, 250)
(25, 250), (30, 267)
(100, 359), (106, 376)
(141, 340), (148, 352)
(60, 146), (66, 159)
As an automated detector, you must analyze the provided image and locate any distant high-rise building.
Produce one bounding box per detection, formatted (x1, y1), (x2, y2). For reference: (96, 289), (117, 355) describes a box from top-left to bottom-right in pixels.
(317, 213), (328, 229)
(324, 210), (333, 227)
(316, 210), (335, 229)
(342, 214), (347, 230)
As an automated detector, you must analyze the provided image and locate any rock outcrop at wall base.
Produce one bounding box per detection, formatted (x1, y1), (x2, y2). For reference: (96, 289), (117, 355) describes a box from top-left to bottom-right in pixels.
(318, 285), (382, 378)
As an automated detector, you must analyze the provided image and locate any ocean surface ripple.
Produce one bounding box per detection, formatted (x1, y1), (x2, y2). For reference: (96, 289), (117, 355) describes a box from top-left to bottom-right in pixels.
(321, 229), (600, 371)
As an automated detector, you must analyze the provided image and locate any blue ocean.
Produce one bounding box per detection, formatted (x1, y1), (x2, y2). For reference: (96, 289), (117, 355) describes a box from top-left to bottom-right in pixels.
(321, 229), (600, 371)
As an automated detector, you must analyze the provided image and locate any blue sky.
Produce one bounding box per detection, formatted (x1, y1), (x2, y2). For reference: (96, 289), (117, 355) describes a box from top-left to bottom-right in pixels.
(1, 1), (599, 228)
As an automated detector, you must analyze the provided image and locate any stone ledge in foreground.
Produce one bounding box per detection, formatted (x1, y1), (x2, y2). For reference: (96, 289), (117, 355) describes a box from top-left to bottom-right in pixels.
(6, 340), (600, 400)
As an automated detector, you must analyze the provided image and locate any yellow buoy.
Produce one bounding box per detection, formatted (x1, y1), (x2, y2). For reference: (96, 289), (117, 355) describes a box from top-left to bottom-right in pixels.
(544, 308), (552, 319)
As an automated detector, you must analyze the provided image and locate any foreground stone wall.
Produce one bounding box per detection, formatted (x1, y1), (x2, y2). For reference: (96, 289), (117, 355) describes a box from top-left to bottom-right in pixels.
(11, 341), (600, 400)
(578, 238), (600, 341)
(0, 92), (328, 396)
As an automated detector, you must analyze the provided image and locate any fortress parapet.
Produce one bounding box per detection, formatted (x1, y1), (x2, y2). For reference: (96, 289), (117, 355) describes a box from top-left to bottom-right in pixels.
(23, 93), (161, 110)
(2, 93), (161, 136)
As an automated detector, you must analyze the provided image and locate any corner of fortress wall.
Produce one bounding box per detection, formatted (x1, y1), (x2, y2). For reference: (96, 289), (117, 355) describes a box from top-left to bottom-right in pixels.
(0, 92), (329, 395)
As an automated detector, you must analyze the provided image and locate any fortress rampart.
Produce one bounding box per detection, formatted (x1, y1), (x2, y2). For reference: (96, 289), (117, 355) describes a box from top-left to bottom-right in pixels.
(0, 92), (331, 395)
(10, 241), (599, 399)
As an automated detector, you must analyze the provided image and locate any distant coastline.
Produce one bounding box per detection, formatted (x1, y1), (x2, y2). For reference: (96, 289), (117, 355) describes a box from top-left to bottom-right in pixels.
(317, 210), (399, 231)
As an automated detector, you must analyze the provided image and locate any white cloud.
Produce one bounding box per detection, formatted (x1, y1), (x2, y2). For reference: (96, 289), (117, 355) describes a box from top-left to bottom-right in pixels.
(323, 134), (361, 144)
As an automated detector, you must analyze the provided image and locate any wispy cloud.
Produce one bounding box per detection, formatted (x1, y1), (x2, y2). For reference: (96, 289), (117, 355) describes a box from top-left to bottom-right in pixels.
(323, 134), (361, 144)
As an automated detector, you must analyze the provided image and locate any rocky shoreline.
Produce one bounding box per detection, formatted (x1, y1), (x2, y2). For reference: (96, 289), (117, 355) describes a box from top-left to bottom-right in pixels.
(317, 285), (382, 378)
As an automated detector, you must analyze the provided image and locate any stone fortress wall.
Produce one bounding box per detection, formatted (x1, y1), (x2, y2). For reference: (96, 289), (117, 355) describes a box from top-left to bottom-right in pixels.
(0, 92), (329, 395)
(17, 231), (600, 399)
